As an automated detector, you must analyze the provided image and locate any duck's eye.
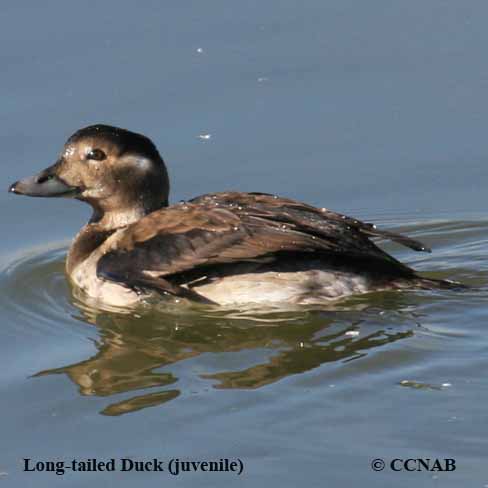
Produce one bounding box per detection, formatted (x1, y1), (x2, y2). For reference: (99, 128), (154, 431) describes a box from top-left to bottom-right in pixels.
(86, 148), (106, 161)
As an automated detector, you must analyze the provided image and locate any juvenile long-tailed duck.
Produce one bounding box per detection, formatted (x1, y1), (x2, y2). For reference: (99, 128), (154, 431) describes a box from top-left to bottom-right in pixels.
(9, 124), (459, 307)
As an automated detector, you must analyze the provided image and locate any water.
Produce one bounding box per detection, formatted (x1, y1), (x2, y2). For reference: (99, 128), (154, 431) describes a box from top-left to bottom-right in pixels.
(1, 1), (488, 486)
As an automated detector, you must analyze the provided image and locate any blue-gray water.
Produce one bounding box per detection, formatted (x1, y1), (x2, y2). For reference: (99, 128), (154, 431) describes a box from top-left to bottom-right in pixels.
(1, 1), (487, 487)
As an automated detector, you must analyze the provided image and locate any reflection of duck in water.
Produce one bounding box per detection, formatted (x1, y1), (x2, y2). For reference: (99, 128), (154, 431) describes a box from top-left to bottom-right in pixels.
(9, 124), (460, 307)
(35, 304), (415, 415)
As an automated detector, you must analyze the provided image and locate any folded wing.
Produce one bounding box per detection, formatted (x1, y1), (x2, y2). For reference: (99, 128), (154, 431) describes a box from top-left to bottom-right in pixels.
(97, 192), (429, 299)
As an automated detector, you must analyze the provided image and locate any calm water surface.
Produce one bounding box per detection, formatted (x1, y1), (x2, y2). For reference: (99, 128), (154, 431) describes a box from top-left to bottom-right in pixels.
(1, 1), (488, 487)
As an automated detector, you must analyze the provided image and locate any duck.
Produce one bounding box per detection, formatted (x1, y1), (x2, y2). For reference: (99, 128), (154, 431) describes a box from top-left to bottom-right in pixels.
(9, 124), (459, 308)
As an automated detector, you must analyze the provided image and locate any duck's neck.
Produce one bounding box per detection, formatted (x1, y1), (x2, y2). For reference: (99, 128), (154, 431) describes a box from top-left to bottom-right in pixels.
(91, 206), (149, 229)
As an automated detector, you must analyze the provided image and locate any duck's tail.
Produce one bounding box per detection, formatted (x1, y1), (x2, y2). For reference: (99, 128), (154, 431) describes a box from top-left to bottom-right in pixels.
(414, 276), (468, 290)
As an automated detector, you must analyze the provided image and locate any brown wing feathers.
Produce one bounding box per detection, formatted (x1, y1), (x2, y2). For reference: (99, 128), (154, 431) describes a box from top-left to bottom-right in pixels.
(97, 192), (430, 299)
(191, 192), (430, 253)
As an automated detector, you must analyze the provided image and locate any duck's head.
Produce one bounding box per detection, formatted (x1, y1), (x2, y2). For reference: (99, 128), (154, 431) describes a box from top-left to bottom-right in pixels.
(9, 124), (170, 227)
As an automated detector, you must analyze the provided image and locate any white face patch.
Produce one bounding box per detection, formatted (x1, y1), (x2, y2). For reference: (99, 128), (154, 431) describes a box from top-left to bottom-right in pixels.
(133, 156), (153, 172)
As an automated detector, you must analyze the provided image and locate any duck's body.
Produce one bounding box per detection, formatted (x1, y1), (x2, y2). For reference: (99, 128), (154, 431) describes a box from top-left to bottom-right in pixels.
(10, 125), (457, 308)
